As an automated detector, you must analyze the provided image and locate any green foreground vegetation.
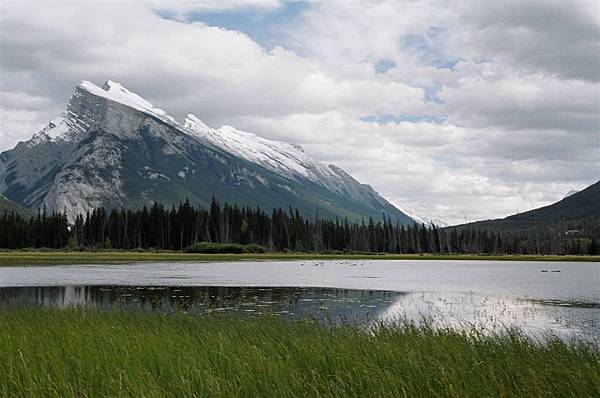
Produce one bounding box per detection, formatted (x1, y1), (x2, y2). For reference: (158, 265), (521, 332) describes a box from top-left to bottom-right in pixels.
(0, 250), (598, 265)
(0, 310), (598, 397)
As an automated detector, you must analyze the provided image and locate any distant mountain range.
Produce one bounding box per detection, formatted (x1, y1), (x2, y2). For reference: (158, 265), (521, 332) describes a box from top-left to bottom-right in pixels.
(0, 80), (414, 224)
(450, 181), (600, 231)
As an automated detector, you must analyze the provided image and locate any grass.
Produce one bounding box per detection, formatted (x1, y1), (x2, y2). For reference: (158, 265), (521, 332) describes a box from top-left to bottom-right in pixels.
(0, 250), (598, 266)
(0, 309), (598, 397)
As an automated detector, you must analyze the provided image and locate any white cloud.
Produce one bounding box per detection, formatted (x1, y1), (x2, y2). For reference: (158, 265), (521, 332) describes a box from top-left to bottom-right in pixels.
(0, 0), (598, 225)
(150, 0), (283, 13)
(451, 0), (600, 82)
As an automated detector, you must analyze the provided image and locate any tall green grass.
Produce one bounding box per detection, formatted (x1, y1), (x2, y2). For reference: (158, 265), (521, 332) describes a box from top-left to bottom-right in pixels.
(0, 309), (598, 397)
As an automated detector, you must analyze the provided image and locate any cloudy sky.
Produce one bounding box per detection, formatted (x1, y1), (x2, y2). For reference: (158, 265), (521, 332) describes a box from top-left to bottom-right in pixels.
(1, 0), (598, 224)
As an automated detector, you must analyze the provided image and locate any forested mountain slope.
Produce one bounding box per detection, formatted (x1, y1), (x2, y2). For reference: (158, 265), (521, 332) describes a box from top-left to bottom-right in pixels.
(452, 181), (599, 232)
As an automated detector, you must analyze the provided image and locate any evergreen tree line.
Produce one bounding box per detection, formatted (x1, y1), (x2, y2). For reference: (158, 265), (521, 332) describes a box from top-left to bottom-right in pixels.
(0, 198), (598, 255)
(0, 210), (70, 249)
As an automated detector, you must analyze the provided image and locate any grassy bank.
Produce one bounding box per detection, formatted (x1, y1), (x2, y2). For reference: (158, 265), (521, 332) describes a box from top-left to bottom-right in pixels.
(0, 250), (598, 265)
(0, 310), (598, 397)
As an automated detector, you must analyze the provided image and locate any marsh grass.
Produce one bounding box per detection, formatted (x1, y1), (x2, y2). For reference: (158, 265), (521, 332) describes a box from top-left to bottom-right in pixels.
(0, 250), (598, 266)
(0, 309), (598, 397)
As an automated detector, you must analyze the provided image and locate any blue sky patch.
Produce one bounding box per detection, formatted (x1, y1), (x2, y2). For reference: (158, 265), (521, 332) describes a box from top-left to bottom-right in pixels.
(422, 83), (445, 104)
(156, 1), (309, 50)
(402, 29), (460, 70)
(374, 59), (397, 73)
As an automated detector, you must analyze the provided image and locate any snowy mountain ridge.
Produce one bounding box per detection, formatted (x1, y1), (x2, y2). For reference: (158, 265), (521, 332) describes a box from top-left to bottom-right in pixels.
(79, 80), (178, 126)
(183, 115), (409, 212)
(184, 115), (347, 193)
(0, 80), (416, 225)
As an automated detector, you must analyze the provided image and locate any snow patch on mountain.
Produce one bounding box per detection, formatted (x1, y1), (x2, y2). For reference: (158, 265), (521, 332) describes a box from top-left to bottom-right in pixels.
(400, 207), (448, 227)
(183, 114), (353, 195)
(27, 112), (89, 148)
(78, 80), (178, 126)
(180, 114), (414, 219)
(39, 116), (71, 139)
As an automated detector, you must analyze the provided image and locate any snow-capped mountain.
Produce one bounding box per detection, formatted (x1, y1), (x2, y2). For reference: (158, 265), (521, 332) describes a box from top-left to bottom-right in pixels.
(182, 115), (403, 215)
(0, 80), (415, 224)
(400, 208), (448, 228)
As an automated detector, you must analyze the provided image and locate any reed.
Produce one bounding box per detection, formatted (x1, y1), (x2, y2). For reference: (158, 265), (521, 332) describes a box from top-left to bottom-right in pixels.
(0, 309), (598, 397)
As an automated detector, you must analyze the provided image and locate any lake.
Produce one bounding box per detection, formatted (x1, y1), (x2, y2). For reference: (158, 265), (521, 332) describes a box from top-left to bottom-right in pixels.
(0, 260), (598, 340)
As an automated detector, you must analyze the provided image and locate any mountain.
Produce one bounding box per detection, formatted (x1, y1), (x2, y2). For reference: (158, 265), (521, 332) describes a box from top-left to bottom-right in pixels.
(399, 208), (448, 228)
(0, 80), (414, 224)
(450, 181), (600, 231)
(0, 194), (32, 217)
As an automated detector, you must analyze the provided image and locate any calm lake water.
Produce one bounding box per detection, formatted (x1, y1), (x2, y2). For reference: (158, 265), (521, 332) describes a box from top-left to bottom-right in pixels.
(0, 260), (598, 340)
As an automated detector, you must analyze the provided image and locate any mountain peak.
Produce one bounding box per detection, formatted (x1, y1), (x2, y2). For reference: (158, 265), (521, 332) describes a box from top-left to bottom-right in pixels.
(1, 80), (415, 225)
(77, 80), (177, 125)
(101, 80), (123, 90)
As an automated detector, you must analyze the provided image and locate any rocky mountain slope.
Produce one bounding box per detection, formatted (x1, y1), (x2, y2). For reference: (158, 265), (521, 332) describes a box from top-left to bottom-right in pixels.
(0, 194), (32, 217)
(0, 80), (414, 224)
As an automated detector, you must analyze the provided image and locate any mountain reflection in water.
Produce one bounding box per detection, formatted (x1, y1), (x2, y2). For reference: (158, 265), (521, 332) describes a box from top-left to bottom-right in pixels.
(0, 286), (401, 321)
(0, 285), (598, 340)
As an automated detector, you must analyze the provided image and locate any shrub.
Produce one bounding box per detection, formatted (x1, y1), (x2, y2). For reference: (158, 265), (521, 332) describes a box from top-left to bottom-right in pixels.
(184, 242), (266, 254)
(242, 243), (267, 253)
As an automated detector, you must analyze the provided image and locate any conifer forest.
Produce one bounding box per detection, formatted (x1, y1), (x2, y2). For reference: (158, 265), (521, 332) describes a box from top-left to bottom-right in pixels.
(1, 198), (597, 255)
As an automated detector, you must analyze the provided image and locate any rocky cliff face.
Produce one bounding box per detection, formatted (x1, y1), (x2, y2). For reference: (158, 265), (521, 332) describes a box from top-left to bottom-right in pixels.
(0, 81), (415, 225)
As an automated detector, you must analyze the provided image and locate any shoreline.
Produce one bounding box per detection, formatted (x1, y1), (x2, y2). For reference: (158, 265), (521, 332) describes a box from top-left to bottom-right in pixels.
(0, 250), (598, 266)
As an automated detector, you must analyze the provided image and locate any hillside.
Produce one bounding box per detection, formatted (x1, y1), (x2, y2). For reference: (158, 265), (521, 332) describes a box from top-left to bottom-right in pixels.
(451, 181), (600, 232)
